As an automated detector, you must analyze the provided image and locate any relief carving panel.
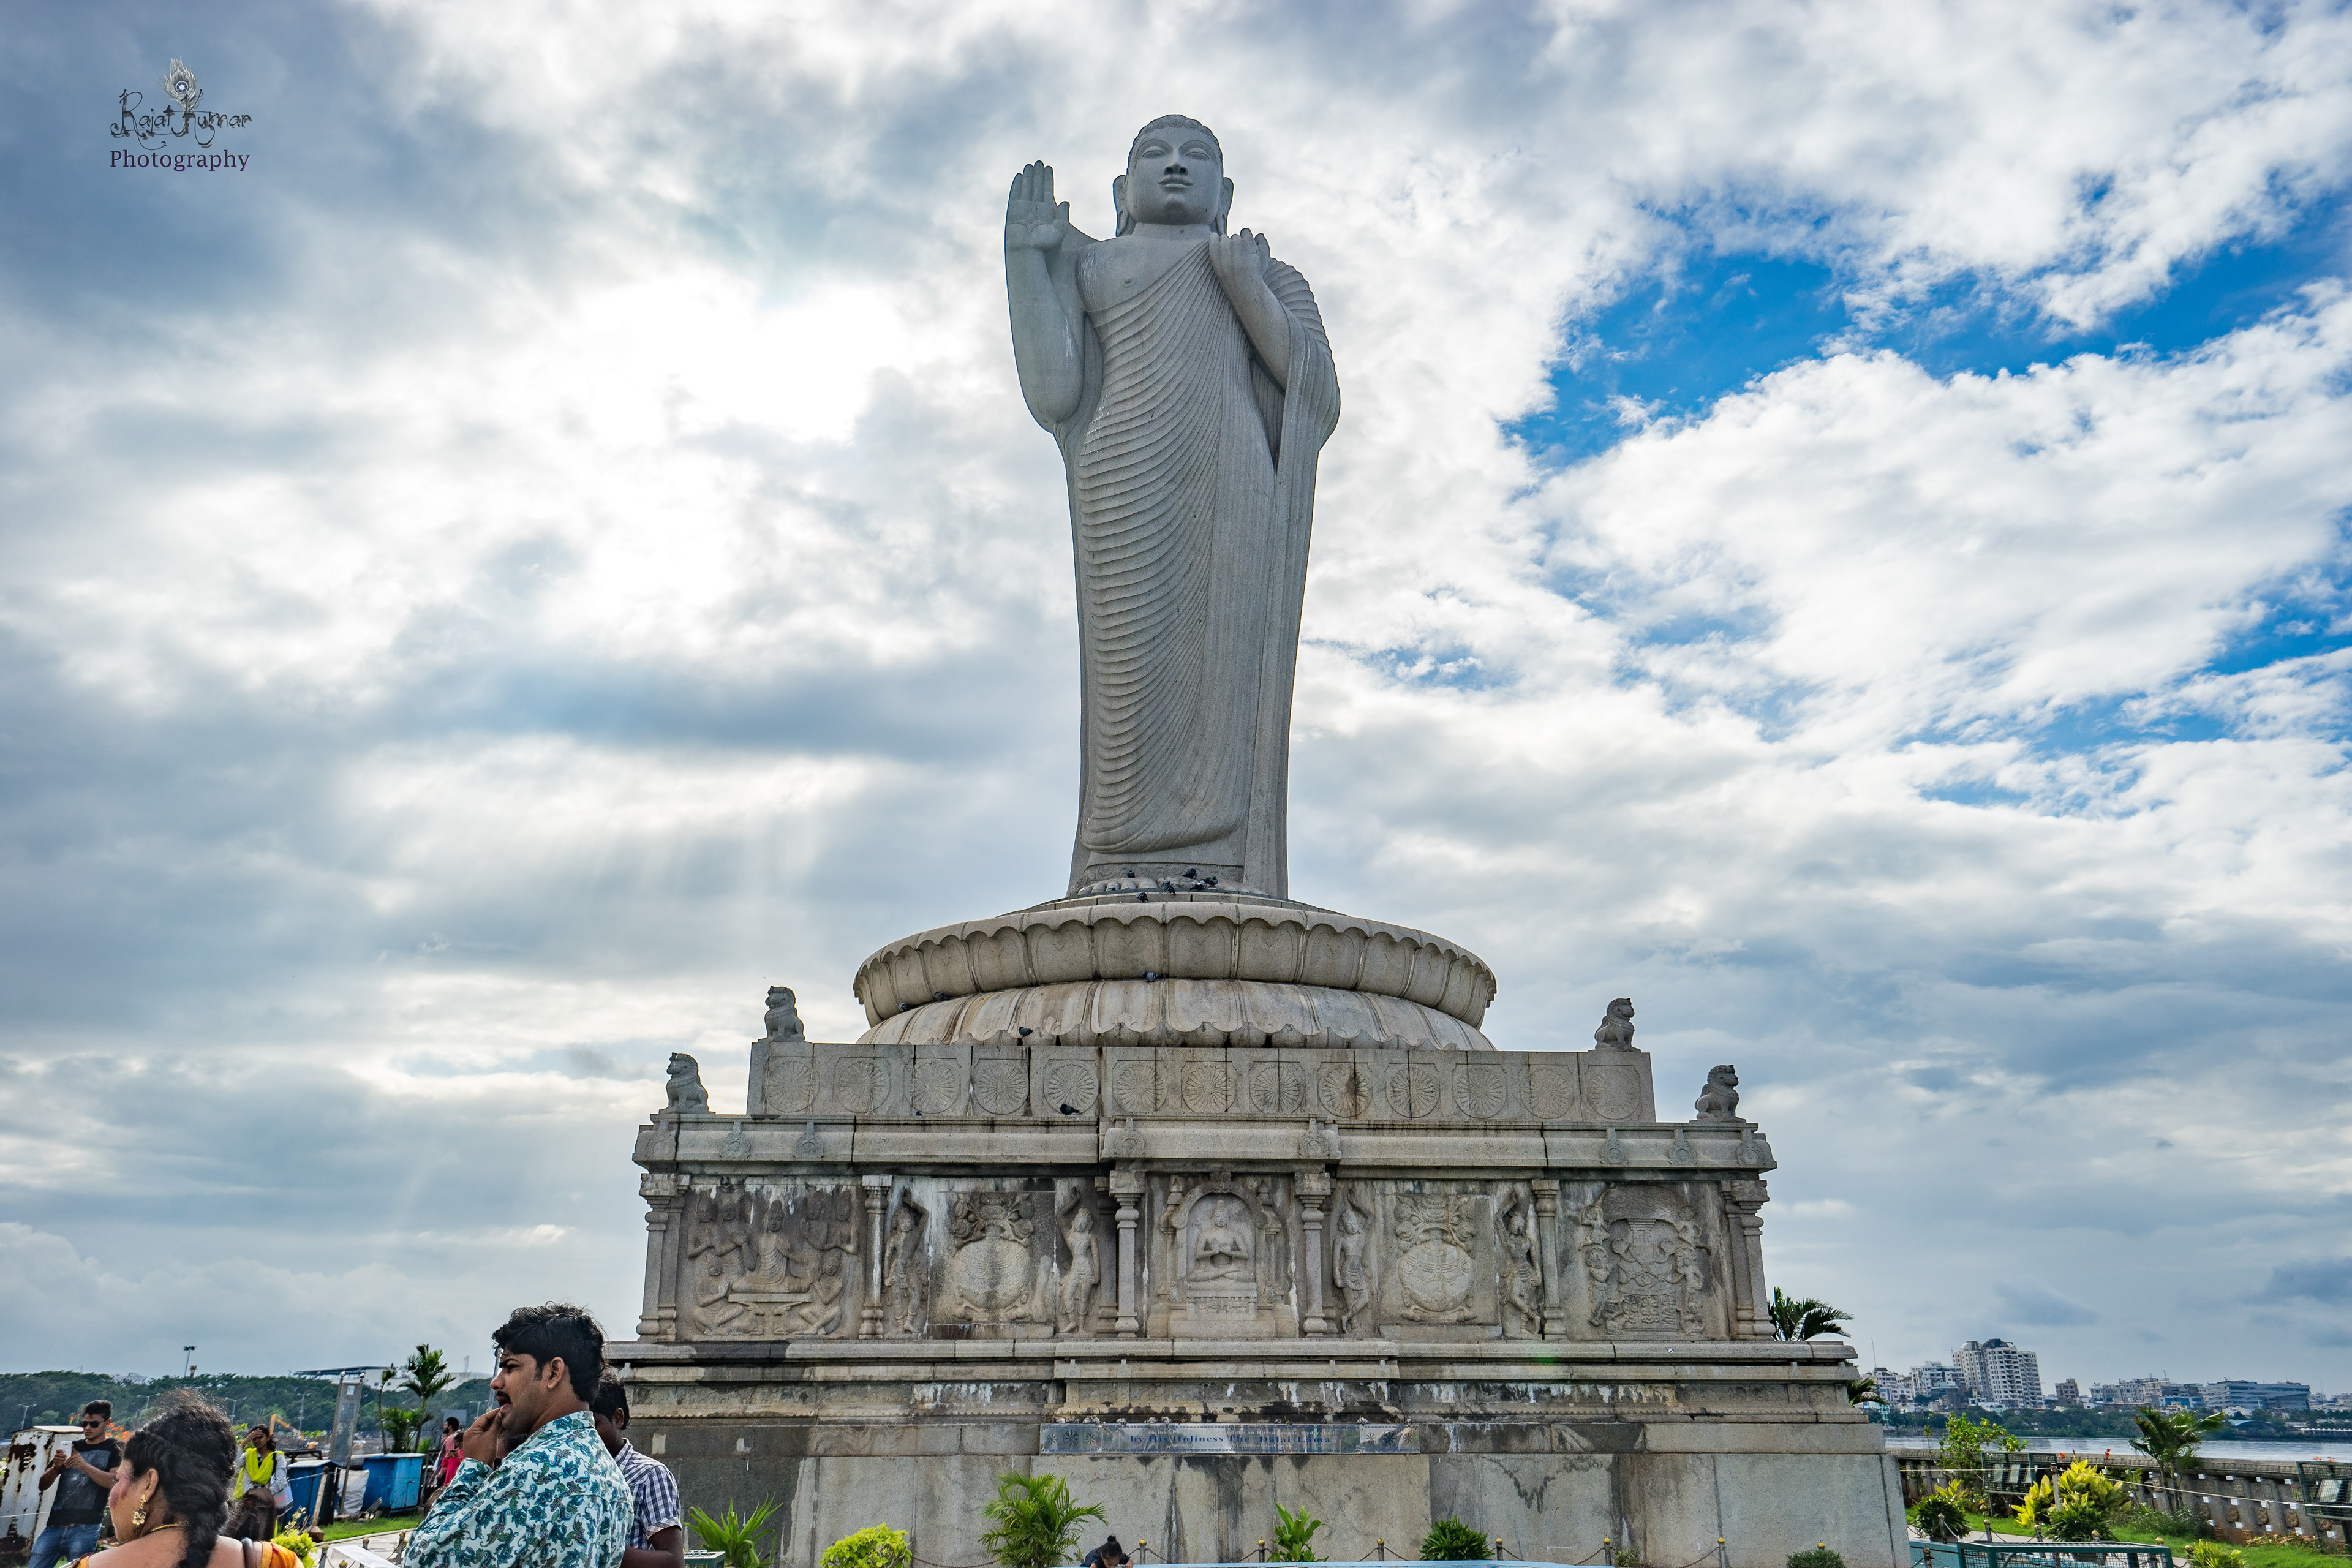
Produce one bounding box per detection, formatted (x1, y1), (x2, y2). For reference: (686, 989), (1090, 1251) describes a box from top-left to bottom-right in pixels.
(1577, 1185), (1707, 1338)
(682, 1182), (858, 1340)
(943, 1189), (1051, 1321)
(1392, 1194), (1480, 1322)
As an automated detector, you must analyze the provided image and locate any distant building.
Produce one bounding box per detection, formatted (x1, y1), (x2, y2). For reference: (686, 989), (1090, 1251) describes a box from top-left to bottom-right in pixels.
(1954, 1339), (2043, 1407)
(2201, 1381), (2310, 1413)
(1894, 1362), (1962, 1409)
(2094, 1376), (2203, 1409)
(1871, 1367), (1910, 1406)
(2054, 1378), (2081, 1406)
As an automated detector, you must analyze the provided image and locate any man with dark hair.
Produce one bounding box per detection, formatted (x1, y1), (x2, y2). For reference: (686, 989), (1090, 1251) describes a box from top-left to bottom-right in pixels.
(407, 1305), (634, 1568)
(32, 1403), (119, 1568)
(589, 1374), (684, 1568)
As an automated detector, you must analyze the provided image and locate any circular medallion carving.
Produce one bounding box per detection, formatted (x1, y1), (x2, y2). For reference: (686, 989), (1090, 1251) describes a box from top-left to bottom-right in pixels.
(952, 1235), (1035, 1316)
(1317, 1064), (1370, 1118)
(1110, 1061), (1163, 1113)
(1585, 1062), (1640, 1121)
(832, 1057), (888, 1114)
(1180, 1061), (1229, 1114)
(1454, 1063), (1508, 1120)
(763, 1057), (816, 1114)
(1043, 1059), (1098, 1115)
(1526, 1065), (1576, 1121)
(910, 1060), (965, 1115)
(1398, 1239), (1476, 1317)
(1385, 1065), (1442, 1119)
(971, 1058), (1029, 1117)
(1248, 1061), (1308, 1115)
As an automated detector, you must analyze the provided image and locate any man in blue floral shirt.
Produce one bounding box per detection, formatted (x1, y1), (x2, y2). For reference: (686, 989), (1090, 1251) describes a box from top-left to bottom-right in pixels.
(410, 1305), (635, 1568)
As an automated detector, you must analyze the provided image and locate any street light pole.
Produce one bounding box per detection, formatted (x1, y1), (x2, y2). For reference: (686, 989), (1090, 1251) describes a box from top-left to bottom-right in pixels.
(183, 1346), (197, 1379)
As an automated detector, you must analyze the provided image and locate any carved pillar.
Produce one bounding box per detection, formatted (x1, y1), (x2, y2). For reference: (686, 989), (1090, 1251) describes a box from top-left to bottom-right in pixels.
(859, 1175), (892, 1338)
(638, 1173), (687, 1339)
(1110, 1167), (1144, 1337)
(1724, 1180), (1771, 1338)
(1297, 1168), (1332, 1335)
(1530, 1178), (1566, 1338)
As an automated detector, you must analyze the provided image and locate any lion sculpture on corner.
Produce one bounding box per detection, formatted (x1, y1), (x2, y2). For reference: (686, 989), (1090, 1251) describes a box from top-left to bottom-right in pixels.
(1692, 1064), (1740, 1120)
(665, 1052), (710, 1114)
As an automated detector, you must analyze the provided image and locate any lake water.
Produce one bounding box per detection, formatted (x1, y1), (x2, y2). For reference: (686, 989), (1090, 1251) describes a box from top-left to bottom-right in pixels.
(1885, 1436), (2352, 1464)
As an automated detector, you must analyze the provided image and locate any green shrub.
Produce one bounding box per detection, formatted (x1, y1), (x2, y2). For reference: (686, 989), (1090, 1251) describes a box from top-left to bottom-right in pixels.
(689, 1502), (783, 1568)
(2114, 1504), (2213, 1542)
(1787, 1548), (1845, 1568)
(1419, 1518), (1490, 1561)
(1909, 1483), (1970, 1544)
(2187, 1543), (2245, 1568)
(824, 1527), (911, 1568)
(979, 1472), (1106, 1568)
(2013, 1462), (2128, 1541)
(1615, 1550), (1642, 1568)
(1270, 1506), (1325, 1564)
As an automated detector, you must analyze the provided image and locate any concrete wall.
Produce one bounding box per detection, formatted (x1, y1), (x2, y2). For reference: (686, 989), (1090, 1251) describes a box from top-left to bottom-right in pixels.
(646, 1421), (1905, 1568)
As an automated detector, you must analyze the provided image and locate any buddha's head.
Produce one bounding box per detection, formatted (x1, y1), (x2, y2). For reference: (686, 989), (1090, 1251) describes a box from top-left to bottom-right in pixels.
(1115, 113), (1232, 236)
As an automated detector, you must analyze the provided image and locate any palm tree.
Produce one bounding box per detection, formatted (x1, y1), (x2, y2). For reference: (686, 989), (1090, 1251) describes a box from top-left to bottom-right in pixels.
(1847, 1375), (1885, 1406)
(1770, 1287), (1851, 1341)
(399, 1346), (456, 1413)
(2129, 1405), (2225, 1512)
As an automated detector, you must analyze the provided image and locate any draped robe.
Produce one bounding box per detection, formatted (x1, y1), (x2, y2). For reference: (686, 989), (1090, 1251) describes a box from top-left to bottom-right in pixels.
(1041, 236), (1340, 899)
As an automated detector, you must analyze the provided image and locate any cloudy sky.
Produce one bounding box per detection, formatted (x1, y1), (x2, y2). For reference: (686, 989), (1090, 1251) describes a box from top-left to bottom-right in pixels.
(4, 0), (2349, 1392)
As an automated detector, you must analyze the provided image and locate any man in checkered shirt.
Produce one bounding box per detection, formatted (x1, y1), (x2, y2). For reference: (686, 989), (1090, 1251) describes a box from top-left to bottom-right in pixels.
(590, 1374), (686, 1568)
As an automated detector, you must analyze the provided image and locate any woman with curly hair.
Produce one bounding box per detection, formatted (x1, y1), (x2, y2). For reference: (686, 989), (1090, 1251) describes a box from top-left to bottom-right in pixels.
(70, 1392), (256, 1568)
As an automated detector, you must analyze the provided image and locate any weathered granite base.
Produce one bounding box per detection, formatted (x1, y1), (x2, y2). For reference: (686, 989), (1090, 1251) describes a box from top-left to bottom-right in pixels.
(624, 1028), (1895, 1568)
(610, 1341), (1904, 1568)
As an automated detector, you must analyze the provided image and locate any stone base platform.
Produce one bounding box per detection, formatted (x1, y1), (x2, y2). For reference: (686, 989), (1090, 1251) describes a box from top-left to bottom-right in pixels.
(630, 1030), (1893, 1568)
(609, 1339), (1904, 1568)
(850, 895), (1501, 1051)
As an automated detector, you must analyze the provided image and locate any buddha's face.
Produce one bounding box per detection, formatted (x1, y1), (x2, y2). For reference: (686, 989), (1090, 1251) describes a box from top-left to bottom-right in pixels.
(1124, 121), (1226, 229)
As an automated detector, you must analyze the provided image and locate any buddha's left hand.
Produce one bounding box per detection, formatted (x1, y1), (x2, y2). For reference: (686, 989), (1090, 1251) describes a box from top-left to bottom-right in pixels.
(1208, 228), (1270, 290)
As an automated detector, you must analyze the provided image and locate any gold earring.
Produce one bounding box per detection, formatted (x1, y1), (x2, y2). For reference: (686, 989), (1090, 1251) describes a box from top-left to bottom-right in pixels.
(132, 1504), (148, 1533)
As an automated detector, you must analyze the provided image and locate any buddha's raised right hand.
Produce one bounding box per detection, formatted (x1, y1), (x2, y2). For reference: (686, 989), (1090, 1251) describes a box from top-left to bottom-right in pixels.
(1006, 161), (1070, 252)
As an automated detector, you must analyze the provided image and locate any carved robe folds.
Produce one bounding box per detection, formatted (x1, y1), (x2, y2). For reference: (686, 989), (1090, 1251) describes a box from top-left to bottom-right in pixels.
(1053, 243), (1340, 897)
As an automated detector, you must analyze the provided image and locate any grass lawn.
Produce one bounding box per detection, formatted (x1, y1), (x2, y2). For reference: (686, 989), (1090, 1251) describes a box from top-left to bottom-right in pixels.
(1946, 1511), (2344, 1568)
(320, 1513), (423, 1542)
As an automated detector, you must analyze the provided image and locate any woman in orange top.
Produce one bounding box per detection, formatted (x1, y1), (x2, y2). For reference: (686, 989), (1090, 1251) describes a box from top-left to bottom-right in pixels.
(72, 1393), (282, 1568)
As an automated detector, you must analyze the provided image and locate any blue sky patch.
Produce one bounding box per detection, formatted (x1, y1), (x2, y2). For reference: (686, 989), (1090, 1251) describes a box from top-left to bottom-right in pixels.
(1510, 198), (2352, 463)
